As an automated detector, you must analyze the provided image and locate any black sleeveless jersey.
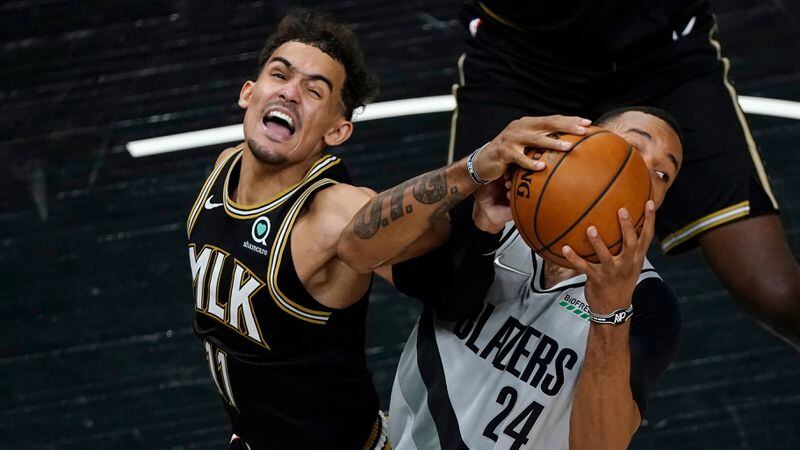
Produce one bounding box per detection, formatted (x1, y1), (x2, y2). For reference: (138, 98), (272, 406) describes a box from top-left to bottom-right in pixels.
(187, 147), (379, 449)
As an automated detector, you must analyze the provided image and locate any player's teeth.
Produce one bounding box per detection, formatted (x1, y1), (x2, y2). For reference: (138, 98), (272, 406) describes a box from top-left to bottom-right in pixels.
(268, 111), (293, 127)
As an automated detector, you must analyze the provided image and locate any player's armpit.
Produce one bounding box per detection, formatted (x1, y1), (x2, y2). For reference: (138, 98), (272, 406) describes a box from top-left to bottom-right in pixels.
(300, 183), (376, 271)
(291, 184), (376, 309)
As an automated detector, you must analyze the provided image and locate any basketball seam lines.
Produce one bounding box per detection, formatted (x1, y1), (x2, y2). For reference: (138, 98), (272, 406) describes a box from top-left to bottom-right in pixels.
(529, 130), (610, 251)
(540, 141), (634, 254)
(569, 209), (646, 260)
(576, 177), (650, 259)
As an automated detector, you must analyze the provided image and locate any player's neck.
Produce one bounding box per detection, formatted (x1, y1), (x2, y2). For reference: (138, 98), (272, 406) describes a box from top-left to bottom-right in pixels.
(233, 147), (320, 206)
(541, 260), (580, 290)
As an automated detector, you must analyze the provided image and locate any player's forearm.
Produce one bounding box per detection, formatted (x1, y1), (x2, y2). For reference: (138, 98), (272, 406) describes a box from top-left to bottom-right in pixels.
(337, 158), (478, 273)
(569, 323), (639, 450)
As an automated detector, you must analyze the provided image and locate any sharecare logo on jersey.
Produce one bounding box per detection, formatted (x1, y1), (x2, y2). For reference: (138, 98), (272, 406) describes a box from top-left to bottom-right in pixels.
(251, 216), (271, 246)
(243, 241), (268, 256)
(559, 293), (590, 322)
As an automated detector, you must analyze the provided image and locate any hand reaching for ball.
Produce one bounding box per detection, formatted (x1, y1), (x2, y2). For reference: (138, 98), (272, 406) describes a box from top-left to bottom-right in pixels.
(471, 115), (591, 182)
(471, 115), (590, 233)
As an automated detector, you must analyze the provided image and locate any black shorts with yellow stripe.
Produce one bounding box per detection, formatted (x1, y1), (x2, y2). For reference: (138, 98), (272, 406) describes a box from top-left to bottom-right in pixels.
(450, 5), (778, 254)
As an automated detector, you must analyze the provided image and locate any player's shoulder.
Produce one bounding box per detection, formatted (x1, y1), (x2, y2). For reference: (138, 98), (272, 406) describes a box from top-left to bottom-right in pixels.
(214, 145), (243, 168)
(303, 183), (376, 233)
(313, 183), (376, 206)
(309, 183), (375, 215)
(315, 182), (376, 200)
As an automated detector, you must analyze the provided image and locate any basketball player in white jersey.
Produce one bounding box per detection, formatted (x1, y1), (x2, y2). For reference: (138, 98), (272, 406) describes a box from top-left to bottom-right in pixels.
(380, 107), (684, 450)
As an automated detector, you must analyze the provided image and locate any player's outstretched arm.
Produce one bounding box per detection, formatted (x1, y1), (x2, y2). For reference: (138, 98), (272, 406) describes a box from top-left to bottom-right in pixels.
(338, 115), (590, 273)
(563, 202), (656, 450)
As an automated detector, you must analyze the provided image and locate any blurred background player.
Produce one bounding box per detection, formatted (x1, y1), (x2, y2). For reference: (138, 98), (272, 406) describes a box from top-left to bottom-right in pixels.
(450, 0), (800, 347)
(388, 107), (683, 450)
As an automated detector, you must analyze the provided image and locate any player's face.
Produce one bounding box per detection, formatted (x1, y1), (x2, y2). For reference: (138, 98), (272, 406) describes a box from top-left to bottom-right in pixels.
(238, 41), (352, 165)
(605, 111), (683, 209)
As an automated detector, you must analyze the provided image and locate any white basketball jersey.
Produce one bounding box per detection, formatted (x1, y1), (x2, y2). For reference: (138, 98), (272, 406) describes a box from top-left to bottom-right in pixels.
(389, 225), (661, 450)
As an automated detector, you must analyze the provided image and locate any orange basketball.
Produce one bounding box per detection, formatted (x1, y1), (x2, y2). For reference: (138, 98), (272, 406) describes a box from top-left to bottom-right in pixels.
(510, 126), (652, 268)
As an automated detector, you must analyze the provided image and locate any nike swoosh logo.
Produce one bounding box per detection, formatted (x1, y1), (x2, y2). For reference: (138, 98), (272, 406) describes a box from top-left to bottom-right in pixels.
(493, 254), (529, 276)
(204, 195), (223, 210)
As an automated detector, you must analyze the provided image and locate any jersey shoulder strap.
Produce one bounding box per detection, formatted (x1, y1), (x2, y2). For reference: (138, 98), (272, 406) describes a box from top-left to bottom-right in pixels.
(265, 176), (341, 325)
(187, 147), (243, 237)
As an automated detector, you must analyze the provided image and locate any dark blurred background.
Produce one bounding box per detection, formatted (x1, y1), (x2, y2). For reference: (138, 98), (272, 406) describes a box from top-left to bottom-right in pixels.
(2, 0), (800, 448)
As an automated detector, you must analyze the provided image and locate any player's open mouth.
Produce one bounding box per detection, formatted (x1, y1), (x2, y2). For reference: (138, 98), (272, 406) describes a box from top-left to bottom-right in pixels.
(262, 108), (297, 141)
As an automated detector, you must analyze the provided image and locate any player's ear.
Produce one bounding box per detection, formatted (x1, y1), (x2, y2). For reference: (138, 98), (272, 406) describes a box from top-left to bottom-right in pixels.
(238, 81), (255, 109)
(324, 118), (353, 147)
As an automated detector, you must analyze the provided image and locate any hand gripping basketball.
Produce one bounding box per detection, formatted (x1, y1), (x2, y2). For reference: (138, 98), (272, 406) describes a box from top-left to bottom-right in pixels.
(470, 115), (592, 183)
(562, 201), (656, 314)
(509, 127), (653, 268)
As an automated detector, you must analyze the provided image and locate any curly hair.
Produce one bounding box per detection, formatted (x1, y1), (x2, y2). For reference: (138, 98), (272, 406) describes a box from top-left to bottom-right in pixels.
(258, 10), (379, 120)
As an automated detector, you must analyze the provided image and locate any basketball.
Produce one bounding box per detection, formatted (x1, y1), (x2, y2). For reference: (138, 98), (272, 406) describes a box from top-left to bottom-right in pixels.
(510, 126), (652, 268)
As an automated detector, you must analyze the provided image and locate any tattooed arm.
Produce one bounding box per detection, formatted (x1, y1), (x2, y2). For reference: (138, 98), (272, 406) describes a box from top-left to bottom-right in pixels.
(337, 115), (591, 273)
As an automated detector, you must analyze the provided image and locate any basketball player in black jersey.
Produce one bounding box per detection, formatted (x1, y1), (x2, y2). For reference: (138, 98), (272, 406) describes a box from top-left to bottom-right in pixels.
(451, 0), (800, 347)
(187, 10), (590, 449)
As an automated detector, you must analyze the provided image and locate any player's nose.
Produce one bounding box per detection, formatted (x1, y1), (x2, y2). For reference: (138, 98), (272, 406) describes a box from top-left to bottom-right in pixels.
(278, 79), (301, 103)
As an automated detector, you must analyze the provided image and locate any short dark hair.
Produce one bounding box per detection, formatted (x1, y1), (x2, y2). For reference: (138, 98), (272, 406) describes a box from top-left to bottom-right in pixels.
(595, 106), (684, 147)
(258, 10), (379, 120)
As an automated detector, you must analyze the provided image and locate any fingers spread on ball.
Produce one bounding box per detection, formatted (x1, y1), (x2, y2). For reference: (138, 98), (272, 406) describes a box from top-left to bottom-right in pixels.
(537, 115), (592, 136)
(618, 208), (638, 251)
(586, 225), (613, 264)
(514, 116), (590, 152)
(511, 151), (545, 172)
(562, 245), (590, 273)
(637, 200), (656, 253)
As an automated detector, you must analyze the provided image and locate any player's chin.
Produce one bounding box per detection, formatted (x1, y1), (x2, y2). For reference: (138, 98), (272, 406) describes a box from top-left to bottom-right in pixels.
(246, 137), (290, 165)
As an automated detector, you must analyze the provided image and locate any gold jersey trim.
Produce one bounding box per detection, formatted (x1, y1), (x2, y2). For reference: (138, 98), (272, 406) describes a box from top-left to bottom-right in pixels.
(223, 152), (342, 220)
(661, 22), (781, 253)
(706, 22), (779, 210)
(477, 1), (526, 32)
(187, 147), (243, 237)
(661, 201), (750, 252)
(447, 53), (467, 165)
(266, 177), (338, 325)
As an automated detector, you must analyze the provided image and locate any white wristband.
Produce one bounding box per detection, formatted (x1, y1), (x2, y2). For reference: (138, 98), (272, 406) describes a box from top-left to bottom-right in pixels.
(466, 143), (491, 185)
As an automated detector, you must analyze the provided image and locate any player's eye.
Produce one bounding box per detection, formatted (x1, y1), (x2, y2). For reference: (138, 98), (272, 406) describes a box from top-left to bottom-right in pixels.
(308, 88), (321, 99)
(271, 71), (286, 80)
(656, 170), (670, 183)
